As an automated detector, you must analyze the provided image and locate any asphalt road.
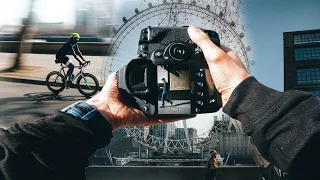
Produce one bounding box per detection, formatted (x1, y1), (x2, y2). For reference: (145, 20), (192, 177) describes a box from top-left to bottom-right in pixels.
(0, 80), (93, 129)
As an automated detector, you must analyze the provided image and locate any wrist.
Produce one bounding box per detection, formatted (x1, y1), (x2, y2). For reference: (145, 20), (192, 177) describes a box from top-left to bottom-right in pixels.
(86, 95), (116, 130)
(220, 73), (251, 107)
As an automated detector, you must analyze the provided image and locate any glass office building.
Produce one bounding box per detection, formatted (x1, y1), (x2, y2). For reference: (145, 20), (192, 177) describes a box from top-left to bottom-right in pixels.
(284, 29), (320, 96)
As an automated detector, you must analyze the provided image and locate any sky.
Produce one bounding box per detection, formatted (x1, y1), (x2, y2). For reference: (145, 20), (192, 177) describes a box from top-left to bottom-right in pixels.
(0, 0), (75, 25)
(1, 0), (319, 135)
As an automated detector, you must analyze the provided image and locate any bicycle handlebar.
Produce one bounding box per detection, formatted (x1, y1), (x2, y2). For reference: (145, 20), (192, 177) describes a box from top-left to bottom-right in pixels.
(60, 61), (91, 69)
(82, 61), (90, 67)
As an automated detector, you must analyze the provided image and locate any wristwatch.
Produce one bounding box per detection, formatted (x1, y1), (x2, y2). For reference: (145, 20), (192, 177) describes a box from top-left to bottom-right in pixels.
(61, 101), (107, 122)
(61, 101), (113, 145)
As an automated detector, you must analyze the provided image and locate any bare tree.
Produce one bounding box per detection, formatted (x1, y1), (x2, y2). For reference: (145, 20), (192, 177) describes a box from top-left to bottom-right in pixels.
(2, 0), (35, 72)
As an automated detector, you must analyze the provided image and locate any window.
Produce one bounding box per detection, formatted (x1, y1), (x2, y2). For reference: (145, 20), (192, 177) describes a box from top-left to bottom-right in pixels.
(294, 47), (320, 61)
(294, 33), (320, 44)
(296, 68), (320, 85)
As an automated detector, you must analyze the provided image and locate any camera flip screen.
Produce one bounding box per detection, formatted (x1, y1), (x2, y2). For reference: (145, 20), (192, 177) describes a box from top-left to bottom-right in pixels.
(157, 65), (191, 115)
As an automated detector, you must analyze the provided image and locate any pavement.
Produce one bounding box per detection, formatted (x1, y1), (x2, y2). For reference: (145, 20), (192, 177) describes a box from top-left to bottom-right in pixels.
(0, 53), (107, 86)
(0, 80), (86, 129)
(158, 100), (191, 114)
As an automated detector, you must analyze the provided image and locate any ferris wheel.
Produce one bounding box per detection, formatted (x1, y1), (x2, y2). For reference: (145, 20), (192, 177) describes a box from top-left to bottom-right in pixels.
(104, 0), (251, 153)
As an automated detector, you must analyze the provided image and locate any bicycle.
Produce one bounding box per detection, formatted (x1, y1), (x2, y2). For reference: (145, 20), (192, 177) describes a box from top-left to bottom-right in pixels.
(45, 61), (99, 97)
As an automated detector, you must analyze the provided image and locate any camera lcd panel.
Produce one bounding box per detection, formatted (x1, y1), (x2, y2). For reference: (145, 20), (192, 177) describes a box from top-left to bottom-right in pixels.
(157, 65), (191, 115)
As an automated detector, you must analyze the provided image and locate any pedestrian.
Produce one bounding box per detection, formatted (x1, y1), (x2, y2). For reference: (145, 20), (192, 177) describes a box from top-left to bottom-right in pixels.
(205, 150), (219, 180)
(160, 78), (173, 108)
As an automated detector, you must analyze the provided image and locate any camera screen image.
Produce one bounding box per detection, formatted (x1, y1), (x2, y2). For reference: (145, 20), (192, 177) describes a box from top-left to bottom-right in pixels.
(157, 65), (191, 115)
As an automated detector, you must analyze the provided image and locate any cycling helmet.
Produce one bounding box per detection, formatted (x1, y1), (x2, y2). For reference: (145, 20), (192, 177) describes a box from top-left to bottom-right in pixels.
(70, 33), (80, 39)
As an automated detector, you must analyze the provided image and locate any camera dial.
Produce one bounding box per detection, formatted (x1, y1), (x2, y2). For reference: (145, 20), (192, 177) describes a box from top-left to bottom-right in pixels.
(167, 43), (190, 61)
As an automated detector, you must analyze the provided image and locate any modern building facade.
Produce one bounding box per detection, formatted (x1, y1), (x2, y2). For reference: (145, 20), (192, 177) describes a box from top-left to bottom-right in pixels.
(284, 29), (320, 96)
(149, 123), (176, 139)
(175, 128), (198, 140)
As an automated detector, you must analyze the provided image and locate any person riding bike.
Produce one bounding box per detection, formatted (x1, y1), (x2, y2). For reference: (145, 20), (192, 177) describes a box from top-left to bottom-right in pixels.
(55, 33), (88, 86)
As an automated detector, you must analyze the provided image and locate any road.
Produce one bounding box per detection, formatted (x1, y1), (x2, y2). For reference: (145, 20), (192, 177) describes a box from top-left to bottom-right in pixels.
(0, 53), (107, 85)
(0, 80), (93, 129)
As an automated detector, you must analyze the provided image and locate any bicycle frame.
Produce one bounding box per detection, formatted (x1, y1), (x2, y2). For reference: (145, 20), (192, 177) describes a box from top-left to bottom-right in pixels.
(55, 64), (90, 87)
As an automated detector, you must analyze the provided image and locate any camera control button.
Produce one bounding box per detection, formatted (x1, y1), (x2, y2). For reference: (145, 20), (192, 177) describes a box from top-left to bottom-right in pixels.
(197, 91), (204, 96)
(197, 101), (204, 106)
(208, 99), (216, 103)
(195, 108), (200, 113)
(142, 45), (148, 50)
(199, 68), (204, 72)
(155, 51), (163, 57)
(142, 36), (148, 40)
(143, 107), (149, 111)
(195, 46), (202, 53)
(196, 82), (204, 87)
(196, 72), (204, 77)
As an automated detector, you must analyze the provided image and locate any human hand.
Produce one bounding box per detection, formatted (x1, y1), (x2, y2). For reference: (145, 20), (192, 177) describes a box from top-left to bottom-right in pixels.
(86, 73), (193, 130)
(188, 26), (250, 107)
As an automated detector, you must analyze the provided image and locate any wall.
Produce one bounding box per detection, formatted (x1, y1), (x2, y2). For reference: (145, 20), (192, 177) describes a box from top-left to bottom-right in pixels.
(86, 166), (263, 180)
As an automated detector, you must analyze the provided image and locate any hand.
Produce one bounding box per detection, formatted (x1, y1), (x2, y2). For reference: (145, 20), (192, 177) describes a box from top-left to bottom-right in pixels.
(86, 73), (193, 130)
(188, 26), (250, 107)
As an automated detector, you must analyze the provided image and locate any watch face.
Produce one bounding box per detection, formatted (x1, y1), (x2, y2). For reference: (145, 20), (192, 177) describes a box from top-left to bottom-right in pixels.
(62, 101), (94, 119)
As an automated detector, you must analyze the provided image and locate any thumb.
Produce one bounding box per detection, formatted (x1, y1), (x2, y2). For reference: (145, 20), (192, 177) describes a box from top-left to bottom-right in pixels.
(101, 72), (118, 95)
(105, 72), (117, 87)
(187, 26), (225, 64)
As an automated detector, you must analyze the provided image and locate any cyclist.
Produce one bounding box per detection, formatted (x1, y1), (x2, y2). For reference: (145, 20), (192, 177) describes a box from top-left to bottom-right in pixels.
(55, 33), (88, 86)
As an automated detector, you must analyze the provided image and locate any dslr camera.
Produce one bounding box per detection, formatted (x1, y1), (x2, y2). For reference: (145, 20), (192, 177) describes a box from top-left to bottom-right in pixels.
(117, 26), (222, 116)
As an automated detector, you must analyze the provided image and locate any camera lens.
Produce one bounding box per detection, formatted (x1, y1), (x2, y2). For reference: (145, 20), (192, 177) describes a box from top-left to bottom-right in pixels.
(168, 43), (190, 61)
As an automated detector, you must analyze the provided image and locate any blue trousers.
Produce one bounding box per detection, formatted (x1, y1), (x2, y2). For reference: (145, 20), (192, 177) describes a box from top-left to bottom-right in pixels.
(161, 92), (172, 106)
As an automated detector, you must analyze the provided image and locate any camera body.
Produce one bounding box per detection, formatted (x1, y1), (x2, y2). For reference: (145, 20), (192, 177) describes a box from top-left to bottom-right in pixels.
(117, 26), (222, 116)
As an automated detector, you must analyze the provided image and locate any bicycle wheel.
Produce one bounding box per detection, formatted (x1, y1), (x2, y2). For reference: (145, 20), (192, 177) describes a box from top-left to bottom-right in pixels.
(76, 73), (99, 97)
(46, 71), (66, 93)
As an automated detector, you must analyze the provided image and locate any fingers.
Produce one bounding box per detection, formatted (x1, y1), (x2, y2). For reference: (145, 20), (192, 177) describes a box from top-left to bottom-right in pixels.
(102, 72), (117, 91)
(99, 72), (120, 100)
(188, 26), (225, 64)
(106, 72), (117, 87)
(220, 44), (233, 53)
(220, 44), (247, 70)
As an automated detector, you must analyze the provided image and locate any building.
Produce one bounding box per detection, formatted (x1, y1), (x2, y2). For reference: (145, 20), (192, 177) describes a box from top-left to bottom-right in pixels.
(284, 29), (320, 96)
(75, 0), (115, 36)
(216, 133), (251, 156)
(149, 123), (176, 139)
(112, 128), (128, 140)
(175, 128), (198, 140)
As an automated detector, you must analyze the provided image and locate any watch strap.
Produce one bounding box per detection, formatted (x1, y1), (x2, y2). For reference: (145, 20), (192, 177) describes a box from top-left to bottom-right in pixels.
(61, 101), (105, 121)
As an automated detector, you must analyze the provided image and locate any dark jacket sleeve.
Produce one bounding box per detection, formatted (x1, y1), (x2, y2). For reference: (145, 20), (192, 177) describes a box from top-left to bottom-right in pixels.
(223, 76), (320, 177)
(0, 112), (113, 180)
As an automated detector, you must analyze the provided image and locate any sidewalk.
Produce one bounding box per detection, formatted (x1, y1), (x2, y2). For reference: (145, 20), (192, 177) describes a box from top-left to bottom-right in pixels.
(0, 53), (107, 86)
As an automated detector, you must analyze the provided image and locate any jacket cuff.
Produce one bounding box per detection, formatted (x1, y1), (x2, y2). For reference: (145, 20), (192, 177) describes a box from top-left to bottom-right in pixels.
(223, 76), (283, 135)
(57, 111), (113, 149)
